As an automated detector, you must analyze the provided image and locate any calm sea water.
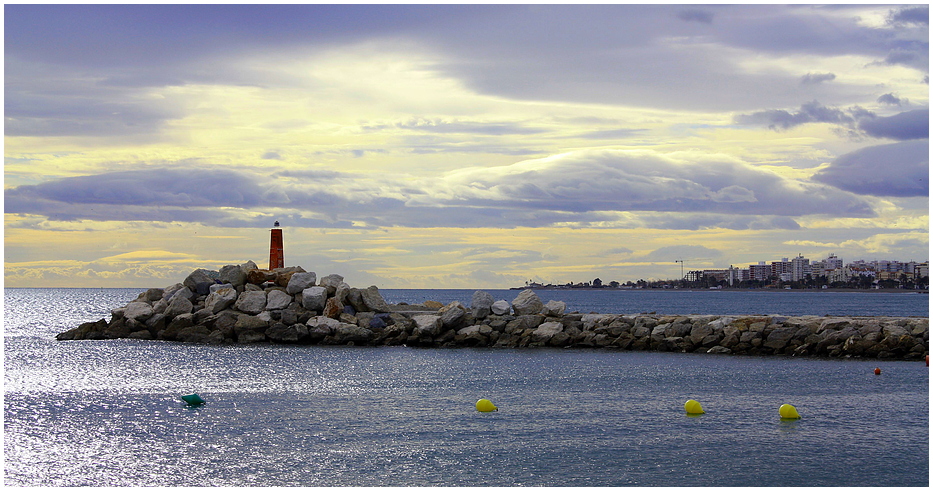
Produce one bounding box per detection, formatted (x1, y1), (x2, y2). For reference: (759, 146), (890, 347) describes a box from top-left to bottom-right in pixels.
(4, 288), (929, 486)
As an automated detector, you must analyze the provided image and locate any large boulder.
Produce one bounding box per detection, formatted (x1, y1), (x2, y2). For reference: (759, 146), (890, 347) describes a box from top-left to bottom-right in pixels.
(265, 290), (293, 311)
(532, 321), (564, 343)
(163, 295), (194, 319)
(412, 315), (442, 337)
(471, 291), (495, 319)
(205, 287), (238, 314)
(219, 264), (247, 287)
(124, 301), (154, 322)
(184, 269), (217, 295)
(491, 300), (511, 316)
(763, 327), (797, 350)
(265, 323), (309, 343)
(360, 286), (390, 313)
(302, 286), (328, 311)
(542, 300), (566, 317)
(319, 274), (344, 296)
(286, 272), (317, 295)
(326, 323), (374, 345)
(439, 301), (468, 330)
(247, 269), (275, 285)
(512, 290), (544, 316)
(235, 290), (267, 315)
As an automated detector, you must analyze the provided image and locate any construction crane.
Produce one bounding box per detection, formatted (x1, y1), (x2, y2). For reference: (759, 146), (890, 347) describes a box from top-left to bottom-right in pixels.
(675, 259), (686, 280)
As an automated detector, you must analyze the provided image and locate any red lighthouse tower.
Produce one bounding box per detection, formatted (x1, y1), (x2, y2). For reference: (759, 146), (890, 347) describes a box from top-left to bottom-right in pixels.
(269, 221), (284, 270)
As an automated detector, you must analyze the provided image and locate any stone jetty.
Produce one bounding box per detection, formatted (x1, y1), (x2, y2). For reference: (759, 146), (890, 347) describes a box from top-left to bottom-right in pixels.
(57, 263), (929, 361)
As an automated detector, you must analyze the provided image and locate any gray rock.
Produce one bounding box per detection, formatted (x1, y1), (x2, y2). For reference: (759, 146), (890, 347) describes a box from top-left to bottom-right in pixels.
(491, 300), (511, 316)
(512, 290), (544, 316)
(163, 295), (194, 319)
(532, 321), (564, 343)
(360, 286), (390, 313)
(286, 272), (317, 295)
(689, 323), (714, 345)
(205, 287), (238, 314)
(412, 315), (442, 337)
(319, 274), (344, 296)
(542, 300), (566, 317)
(266, 323), (308, 343)
(219, 264), (247, 287)
(237, 331), (267, 344)
(763, 327), (797, 350)
(234, 314), (269, 334)
(471, 291), (495, 319)
(302, 286), (328, 311)
(439, 301), (467, 329)
(265, 290), (293, 310)
(209, 283), (235, 294)
(334, 282), (351, 304)
(707, 346), (732, 354)
(175, 325), (214, 343)
(162, 283), (186, 300)
(140, 288), (163, 302)
(235, 290), (267, 315)
(327, 323), (374, 345)
(124, 301), (153, 322)
(183, 268), (217, 293)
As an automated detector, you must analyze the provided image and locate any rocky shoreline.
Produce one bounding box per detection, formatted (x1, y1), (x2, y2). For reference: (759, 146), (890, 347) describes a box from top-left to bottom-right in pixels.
(57, 263), (929, 361)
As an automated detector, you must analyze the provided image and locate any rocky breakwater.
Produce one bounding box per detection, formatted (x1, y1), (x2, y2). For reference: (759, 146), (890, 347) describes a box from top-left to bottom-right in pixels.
(57, 264), (928, 360)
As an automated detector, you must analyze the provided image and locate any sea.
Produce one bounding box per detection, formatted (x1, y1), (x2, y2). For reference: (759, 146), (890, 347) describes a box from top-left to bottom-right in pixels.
(3, 288), (929, 486)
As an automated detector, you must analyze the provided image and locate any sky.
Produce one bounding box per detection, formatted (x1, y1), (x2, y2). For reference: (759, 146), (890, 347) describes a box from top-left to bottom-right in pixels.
(3, 4), (930, 289)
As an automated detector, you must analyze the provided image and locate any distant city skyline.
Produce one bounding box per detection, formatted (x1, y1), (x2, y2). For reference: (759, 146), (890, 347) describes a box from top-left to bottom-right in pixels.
(4, 4), (929, 288)
(525, 253), (928, 286)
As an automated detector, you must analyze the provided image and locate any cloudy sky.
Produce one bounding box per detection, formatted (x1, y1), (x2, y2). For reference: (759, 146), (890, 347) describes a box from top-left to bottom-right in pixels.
(4, 4), (929, 288)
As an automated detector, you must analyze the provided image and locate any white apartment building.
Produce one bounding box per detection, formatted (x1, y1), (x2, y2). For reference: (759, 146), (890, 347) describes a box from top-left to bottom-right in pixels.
(791, 254), (811, 281)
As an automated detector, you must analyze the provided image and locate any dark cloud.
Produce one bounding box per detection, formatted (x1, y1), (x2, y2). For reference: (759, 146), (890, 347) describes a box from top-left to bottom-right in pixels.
(3, 149), (881, 230)
(812, 140), (929, 197)
(858, 109), (929, 140)
(877, 93), (905, 106)
(733, 101), (860, 130)
(262, 151), (284, 160)
(800, 72), (835, 85)
(436, 149), (875, 218)
(5, 4), (928, 129)
(887, 5), (929, 26)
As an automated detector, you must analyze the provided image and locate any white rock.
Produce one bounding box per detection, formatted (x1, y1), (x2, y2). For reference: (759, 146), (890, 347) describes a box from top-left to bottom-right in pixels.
(491, 300), (511, 316)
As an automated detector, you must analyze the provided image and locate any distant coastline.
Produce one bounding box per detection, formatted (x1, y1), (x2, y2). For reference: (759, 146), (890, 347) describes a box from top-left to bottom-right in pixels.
(509, 286), (928, 293)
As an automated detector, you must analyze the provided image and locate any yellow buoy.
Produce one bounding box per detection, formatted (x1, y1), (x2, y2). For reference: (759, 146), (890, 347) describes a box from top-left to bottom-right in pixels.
(684, 399), (705, 415)
(476, 398), (498, 412)
(779, 403), (801, 419)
